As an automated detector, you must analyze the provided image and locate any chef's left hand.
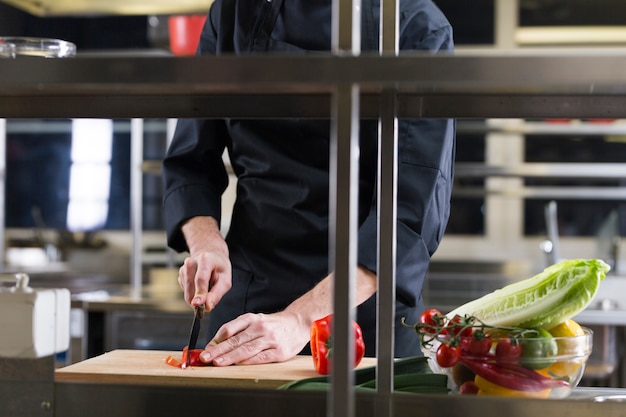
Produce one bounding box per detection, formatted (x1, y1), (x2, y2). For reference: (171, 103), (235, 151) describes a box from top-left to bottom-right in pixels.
(199, 311), (309, 365)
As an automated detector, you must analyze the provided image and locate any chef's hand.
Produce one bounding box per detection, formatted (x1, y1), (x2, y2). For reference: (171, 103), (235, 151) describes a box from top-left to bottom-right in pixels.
(199, 267), (377, 366)
(199, 311), (309, 366)
(179, 216), (232, 312)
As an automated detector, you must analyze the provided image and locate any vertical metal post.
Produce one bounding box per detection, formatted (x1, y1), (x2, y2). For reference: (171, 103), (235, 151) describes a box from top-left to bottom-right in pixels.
(329, 84), (360, 417)
(130, 119), (144, 298)
(0, 118), (5, 271)
(330, 0), (360, 416)
(494, 0), (519, 49)
(379, 0), (399, 54)
(376, 91), (398, 414)
(376, 0), (399, 415)
(332, 0), (361, 55)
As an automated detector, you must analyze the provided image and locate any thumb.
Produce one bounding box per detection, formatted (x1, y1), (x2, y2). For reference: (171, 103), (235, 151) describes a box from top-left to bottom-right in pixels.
(191, 290), (207, 308)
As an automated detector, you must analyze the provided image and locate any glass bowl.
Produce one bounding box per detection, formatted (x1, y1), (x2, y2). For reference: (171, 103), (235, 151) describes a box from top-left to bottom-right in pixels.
(421, 327), (593, 398)
(0, 42), (15, 58)
(0, 37), (76, 58)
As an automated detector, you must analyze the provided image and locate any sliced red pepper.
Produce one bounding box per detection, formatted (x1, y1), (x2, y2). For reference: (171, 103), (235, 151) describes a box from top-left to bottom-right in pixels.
(461, 358), (568, 392)
(165, 347), (207, 369)
(310, 314), (366, 375)
(165, 355), (182, 368)
(187, 349), (204, 366)
(181, 346), (190, 369)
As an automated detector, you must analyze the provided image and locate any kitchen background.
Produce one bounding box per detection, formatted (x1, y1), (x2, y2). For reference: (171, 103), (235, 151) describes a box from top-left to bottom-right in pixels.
(0, 0), (624, 387)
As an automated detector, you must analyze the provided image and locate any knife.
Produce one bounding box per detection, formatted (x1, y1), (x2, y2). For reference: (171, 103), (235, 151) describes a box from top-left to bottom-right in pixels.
(187, 305), (205, 352)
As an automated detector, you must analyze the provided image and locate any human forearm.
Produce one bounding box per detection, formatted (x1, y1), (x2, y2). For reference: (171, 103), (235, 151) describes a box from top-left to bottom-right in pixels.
(283, 266), (377, 330)
(181, 215), (228, 256)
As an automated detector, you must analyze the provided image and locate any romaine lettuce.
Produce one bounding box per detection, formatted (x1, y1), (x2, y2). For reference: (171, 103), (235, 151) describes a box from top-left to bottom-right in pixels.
(446, 259), (610, 330)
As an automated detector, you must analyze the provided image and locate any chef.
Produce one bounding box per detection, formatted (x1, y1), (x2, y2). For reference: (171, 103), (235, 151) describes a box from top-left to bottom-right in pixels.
(162, 0), (455, 365)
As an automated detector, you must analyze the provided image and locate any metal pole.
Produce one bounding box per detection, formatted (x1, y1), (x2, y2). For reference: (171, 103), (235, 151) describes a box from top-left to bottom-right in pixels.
(494, 0), (519, 49)
(130, 119), (144, 298)
(0, 118), (5, 271)
(330, 0), (361, 416)
(376, 93), (398, 415)
(376, 0), (399, 414)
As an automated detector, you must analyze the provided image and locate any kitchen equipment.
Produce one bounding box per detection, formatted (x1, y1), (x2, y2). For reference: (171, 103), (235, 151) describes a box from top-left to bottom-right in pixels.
(55, 349), (378, 389)
(540, 200), (561, 266)
(168, 15), (207, 56)
(0, 273), (70, 358)
(0, 273), (71, 416)
(0, 42), (15, 58)
(0, 37), (76, 58)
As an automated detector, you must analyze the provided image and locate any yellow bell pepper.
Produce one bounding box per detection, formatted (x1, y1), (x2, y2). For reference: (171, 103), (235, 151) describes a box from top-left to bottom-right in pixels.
(474, 375), (551, 398)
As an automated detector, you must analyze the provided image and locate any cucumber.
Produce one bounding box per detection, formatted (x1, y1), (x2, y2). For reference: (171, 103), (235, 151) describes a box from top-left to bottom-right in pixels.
(277, 356), (435, 391)
(446, 259), (610, 330)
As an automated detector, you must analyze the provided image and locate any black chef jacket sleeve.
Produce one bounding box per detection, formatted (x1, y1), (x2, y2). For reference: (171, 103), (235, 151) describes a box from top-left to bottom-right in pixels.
(162, 4), (230, 252)
(356, 15), (456, 308)
(162, 118), (230, 253)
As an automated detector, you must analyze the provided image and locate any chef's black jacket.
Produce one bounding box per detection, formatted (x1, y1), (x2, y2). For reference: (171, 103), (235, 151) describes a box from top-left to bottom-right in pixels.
(162, 0), (456, 357)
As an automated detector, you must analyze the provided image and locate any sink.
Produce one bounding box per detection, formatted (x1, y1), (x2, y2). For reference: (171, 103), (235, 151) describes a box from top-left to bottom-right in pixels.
(587, 276), (626, 311)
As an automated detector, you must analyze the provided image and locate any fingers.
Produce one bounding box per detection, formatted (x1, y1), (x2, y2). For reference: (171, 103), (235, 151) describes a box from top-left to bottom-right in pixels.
(201, 329), (274, 366)
(178, 251), (232, 311)
(200, 313), (307, 366)
(179, 259), (200, 305)
(194, 252), (231, 311)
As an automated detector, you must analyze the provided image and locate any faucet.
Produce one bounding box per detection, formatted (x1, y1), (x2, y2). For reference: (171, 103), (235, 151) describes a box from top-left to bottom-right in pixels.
(540, 200), (560, 266)
(596, 209), (621, 275)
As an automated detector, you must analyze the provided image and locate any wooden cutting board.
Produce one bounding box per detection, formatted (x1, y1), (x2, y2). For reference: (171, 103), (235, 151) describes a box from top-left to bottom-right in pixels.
(55, 350), (377, 389)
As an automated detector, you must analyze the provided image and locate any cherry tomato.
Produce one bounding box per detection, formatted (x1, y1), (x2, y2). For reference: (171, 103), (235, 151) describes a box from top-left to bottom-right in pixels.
(495, 337), (522, 363)
(445, 315), (473, 338)
(436, 344), (461, 368)
(418, 308), (444, 334)
(467, 334), (492, 356)
(459, 380), (480, 395)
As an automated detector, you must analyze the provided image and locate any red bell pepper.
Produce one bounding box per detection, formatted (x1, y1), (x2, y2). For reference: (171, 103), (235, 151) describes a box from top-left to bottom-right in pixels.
(165, 347), (206, 369)
(310, 314), (366, 375)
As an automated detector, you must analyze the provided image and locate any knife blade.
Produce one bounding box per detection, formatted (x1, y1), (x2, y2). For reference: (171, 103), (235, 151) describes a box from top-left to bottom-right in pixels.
(187, 305), (205, 352)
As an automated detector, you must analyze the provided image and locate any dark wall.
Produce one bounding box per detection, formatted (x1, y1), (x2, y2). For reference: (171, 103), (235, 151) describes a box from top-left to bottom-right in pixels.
(435, 0), (495, 45)
(0, 3), (149, 50)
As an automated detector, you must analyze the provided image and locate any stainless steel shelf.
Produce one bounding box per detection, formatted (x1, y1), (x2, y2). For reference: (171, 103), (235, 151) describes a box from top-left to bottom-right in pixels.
(457, 120), (626, 135)
(0, 0), (212, 16)
(3, 52), (626, 118)
(455, 163), (626, 179)
(453, 186), (626, 200)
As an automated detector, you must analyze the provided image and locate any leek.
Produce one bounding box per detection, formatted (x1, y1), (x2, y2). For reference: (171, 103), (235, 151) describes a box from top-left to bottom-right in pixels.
(446, 259), (610, 330)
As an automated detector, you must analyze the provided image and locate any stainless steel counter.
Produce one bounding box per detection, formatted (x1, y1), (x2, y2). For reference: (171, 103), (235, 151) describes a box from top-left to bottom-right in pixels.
(73, 287), (188, 313)
(52, 383), (626, 417)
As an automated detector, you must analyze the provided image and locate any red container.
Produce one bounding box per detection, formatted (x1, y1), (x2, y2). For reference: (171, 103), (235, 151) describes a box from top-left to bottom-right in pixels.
(168, 15), (207, 56)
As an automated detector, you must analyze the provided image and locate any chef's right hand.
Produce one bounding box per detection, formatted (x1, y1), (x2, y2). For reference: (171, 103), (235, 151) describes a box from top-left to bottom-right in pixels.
(179, 216), (232, 312)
